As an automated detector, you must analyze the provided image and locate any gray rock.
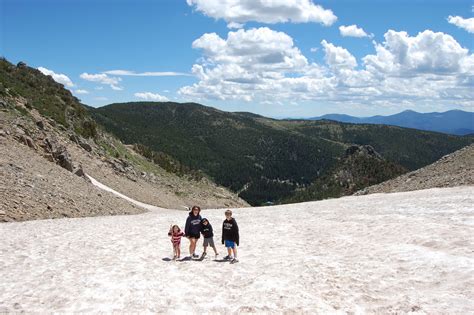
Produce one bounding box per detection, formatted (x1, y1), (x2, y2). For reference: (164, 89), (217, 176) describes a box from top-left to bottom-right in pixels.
(79, 141), (93, 152)
(20, 135), (37, 150)
(36, 120), (45, 130)
(74, 167), (86, 177)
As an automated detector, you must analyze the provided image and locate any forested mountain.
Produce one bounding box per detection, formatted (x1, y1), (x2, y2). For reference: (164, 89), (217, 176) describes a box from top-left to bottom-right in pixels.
(309, 110), (474, 135)
(90, 102), (473, 205)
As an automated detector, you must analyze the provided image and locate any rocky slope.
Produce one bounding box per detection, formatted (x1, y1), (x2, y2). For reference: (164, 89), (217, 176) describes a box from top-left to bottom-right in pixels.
(357, 144), (474, 195)
(0, 61), (247, 222)
(285, 145), (407, 203)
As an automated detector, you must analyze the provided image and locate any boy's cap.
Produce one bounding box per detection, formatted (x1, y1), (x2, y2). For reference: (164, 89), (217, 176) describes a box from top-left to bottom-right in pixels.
(201, 218), (208, 223)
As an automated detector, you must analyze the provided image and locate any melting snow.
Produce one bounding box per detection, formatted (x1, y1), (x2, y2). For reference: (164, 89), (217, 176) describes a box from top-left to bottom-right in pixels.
(1, 185), (473, 313)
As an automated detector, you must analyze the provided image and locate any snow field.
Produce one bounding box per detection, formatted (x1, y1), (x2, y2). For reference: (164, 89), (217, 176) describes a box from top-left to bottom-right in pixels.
(1, 186), (473, 313)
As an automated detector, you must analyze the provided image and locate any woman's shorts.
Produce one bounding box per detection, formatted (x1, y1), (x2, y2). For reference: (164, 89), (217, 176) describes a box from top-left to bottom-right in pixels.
(225, 240), (236, 248)
(203, 237), (215, 247)
(188, 233), (200, 239)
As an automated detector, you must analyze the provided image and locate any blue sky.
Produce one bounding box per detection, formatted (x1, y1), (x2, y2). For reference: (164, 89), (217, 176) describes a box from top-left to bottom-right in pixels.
(1, 0), (473, 117)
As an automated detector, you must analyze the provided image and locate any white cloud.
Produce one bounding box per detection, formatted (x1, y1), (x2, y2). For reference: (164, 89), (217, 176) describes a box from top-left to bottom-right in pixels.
(447, 15), (474, 33)
(134, 92), (169, 102)
(339, 25), (371, 38)
(80, 73), (122, 90)
(38, 67), (74, 87)
(180, 27), (310, 102)
(179, 28), (473, 111)
(310, 47), (319, 53)
(187, 0), (337, 27)
(321, 40), (357, 70)
(103, 70), (191, 77)
(95, 96), (108, 101)
(74, 89), (89, 94)
(363, 30), (470, 76)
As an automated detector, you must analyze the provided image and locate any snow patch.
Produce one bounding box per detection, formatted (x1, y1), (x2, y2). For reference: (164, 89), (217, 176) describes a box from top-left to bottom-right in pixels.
(0, 186), (473, 313)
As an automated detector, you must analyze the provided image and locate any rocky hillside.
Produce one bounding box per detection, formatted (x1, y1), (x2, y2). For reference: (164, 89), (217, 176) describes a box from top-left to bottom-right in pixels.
(357, 144), (474, 195)
(284, 145), (407, 203)
(0, 59), (247, 222)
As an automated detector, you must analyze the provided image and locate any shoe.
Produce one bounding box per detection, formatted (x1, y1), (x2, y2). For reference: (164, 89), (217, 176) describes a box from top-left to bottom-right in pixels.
(201, 252), (207, 258)
(192, 253), (199, 258)
(223, 255), (232, 260)
(231, 258), (239, 264)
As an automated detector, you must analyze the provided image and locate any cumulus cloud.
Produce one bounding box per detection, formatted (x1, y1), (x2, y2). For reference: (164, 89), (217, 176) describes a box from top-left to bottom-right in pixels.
(38, 67), (74, 87)
(339, 25), (371, 38)
(74, 89), (89, 94)
(80, 73), (123, 90)
(179, 28), (473, 110)
(134, 92), (169, 101)
(103, 70), (191, 77)
(363, 30), (471, 76)
(321, 40), (357, 70)
(447, 15), (474, 33)
(186, 0), (337, 27)
(180, 27), (310, 101)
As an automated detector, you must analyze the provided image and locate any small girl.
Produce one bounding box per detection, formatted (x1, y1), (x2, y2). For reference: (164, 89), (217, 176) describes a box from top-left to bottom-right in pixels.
(168, 224), (185, 260)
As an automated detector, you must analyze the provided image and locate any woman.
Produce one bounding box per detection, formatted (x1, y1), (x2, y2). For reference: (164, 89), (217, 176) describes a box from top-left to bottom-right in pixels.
(185, 205), (202, 258)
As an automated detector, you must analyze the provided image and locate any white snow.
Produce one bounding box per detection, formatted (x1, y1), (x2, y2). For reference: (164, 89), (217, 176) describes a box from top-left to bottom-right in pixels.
(1, 186), (473, 313)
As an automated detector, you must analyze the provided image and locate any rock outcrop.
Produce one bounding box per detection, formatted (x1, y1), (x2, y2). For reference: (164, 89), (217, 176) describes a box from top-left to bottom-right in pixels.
(356, 144), (474, 195)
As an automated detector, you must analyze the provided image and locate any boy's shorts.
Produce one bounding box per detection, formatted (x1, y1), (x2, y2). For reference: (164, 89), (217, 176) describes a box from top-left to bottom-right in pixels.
(225, 240), (236, 248)
(203, 237), (215, 247)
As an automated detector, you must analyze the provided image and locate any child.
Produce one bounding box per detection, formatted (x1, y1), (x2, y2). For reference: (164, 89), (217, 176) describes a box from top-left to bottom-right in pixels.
(221, 209), (239, 263)
(200, 218), (218, 258)
(168, 224), (185, 260)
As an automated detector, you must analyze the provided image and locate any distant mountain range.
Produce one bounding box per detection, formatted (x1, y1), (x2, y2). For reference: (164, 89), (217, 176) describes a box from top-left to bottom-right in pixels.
(307, 110), (474, 135)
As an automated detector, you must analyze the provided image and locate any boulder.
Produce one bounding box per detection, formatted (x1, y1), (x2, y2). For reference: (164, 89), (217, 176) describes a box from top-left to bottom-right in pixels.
(20, 135), (37, 150)
(56, 151), (74, 172)
(36, 120), (45, 130)
(74, 166), (86, 177)
(79, 141), (93, 152)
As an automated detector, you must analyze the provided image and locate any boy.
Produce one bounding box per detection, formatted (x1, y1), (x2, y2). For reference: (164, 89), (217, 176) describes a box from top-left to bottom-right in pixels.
(200, 218), (218, 259)
(221, 209), (239, 263)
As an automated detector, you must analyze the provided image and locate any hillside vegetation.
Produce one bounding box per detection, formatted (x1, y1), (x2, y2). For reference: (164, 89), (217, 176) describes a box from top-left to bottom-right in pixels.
(90, 102), (473, 205)
(0, 59), (247, 221)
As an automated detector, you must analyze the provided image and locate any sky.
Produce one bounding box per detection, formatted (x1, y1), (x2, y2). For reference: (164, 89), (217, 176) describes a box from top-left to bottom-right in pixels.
(1, 0), (473, 117)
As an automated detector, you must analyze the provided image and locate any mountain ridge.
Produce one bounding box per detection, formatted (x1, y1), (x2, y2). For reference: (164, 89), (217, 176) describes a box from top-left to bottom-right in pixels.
(307, 109), (474, 135)
(90, 101), (473, 205)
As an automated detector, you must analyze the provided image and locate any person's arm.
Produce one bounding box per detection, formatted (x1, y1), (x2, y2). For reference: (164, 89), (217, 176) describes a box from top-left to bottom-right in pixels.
(184, 217), (190, 236)
(234, 220), (239, 246)
(221, 221), (224, 244)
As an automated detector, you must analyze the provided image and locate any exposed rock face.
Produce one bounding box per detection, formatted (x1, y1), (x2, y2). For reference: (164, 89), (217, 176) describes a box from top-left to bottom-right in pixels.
(357, 144), (474, 195)
(345, 145), (381, 159)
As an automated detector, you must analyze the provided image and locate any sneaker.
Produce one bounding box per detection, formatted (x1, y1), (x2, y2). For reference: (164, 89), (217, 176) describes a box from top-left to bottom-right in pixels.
(192, 253), (199, 258)
(223, 255), (232, 260)
(231, 258), (239, 264)
(201, 252), (207, 258)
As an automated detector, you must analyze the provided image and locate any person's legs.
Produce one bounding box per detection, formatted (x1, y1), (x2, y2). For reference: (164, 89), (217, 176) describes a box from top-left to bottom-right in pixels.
(190, 238), (198, 255)
(212, 245), (218, 255)
(232, 246), (238, 259)
(203, 245), (207, 254)
(189, 238), (194, 255)
(177, 244), (181, 258)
